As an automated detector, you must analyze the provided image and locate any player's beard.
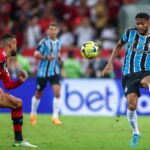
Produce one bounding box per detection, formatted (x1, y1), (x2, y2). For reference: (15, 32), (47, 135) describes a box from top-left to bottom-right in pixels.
(10, 50), (17, 56)
(138, 28), (149, 35)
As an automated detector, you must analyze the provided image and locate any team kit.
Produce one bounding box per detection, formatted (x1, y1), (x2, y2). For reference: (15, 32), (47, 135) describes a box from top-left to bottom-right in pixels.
(0, 12), (150, 148)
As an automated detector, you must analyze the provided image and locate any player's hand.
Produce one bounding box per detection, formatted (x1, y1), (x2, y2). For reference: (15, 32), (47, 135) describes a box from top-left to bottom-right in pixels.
(18, 70), (28, 83)
(102, 63), (113, 76)
(47, 55), (55, 61)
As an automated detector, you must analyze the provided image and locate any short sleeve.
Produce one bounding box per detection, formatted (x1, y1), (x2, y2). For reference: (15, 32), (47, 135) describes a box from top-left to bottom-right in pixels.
(121, 29), (130, 44)
(57, 40), (62, 52)
(0, 50), (7, 63)
(37, 40), (46, 54)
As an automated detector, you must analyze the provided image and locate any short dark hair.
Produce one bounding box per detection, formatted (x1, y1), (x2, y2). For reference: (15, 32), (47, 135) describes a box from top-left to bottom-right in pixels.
(0, 34), (15, 44)
(135, 12), (150, 20)
(49, 22), (59, 28)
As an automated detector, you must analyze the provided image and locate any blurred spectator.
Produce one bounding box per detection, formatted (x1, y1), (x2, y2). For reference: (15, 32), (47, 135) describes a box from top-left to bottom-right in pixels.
(38, 10), (54, 34)
(16, 54), (30, 75)
(64, 0), (80, 6)
(107, 0), (122, 26)
(11, 14), (27, 50)
(85, 63), (96, 78)
(85, 56), (114, 78)
(63, 50), (82, 78)
(53, 0), (78, 27)
(0, 21), (11, 37)
(74, 17), (94, 47)
(0, 0), (135, 78)
(100, 21), (117, 50)
(78, 0), (90, 18)
(59, 23), (75, 47)
(94, 0), (108, 37)
(114, 57), (122, 79)
(26, 16), (41, 48)
(86, 0), (98, 7)
(7, 57), (20, 79)
(123, 0), (137, 4)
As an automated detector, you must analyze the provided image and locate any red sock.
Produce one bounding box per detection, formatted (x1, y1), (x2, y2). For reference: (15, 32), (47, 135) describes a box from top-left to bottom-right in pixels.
(11, 107), (23, 141)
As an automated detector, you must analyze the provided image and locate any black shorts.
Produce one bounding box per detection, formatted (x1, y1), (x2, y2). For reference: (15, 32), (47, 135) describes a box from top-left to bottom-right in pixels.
(122, 71), (150, 97)
(36, 75), (60, 91)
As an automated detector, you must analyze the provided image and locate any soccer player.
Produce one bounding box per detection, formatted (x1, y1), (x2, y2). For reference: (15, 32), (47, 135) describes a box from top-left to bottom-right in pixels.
(30, 22), (62, 125)
(0, 34), (37, 148)
(102, 12), (150, 147)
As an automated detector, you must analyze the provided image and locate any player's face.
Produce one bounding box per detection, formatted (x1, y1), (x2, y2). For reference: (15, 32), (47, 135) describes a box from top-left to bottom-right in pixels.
(48, 26), (59, 39)
(9, 38), (17, 56)
(135, 18), (149, 35)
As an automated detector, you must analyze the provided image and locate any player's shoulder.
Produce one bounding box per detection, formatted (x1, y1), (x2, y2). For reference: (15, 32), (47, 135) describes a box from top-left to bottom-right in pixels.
(125, 28), (137, 33)
(0, 48), (7, 62)
(0, 47), (4, 52)
(57, 38), (62, 46)
(0, 48), (6, 56)
(38, 36), (49, 45)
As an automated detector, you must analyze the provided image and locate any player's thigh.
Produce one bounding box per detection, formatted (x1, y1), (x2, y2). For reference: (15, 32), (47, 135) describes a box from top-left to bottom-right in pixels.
(140, 75), (150, 88)
(122, 75), (140, 97)
(127, 93), (139, 110)
(35, 90), (43, 99)
(52, 84), (61, 94)
(0, 90), (22, 109)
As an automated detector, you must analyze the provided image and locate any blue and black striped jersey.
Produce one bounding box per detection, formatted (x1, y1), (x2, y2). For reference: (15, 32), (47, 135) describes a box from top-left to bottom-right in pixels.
(121, 28), (150, 76)
(36, 36), (61, 78)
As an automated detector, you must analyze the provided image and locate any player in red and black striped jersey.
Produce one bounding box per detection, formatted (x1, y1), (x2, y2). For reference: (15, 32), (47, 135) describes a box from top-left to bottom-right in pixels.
(0, 34), (37, 148)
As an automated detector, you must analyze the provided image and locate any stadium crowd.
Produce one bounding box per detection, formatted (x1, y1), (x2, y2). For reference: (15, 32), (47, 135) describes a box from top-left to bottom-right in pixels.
(0, 0), (137, 79)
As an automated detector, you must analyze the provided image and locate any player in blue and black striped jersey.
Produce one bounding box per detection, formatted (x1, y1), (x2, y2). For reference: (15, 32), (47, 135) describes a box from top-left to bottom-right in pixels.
(30, 22), (63, 125)
(103, 12), (150, 147)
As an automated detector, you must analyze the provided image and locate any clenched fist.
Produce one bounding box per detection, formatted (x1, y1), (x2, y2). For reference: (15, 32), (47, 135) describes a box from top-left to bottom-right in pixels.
(18, 70), (28, 83)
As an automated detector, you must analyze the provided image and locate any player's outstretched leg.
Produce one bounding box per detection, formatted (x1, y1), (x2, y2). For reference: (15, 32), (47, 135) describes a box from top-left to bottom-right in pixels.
(130, 134), (141, 147)
(127, 93), (140, 147)
(0, 90), (37, 147)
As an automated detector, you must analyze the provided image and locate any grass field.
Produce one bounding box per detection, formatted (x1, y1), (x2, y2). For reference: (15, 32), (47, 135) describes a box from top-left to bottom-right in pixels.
(0, 114), (149, 150)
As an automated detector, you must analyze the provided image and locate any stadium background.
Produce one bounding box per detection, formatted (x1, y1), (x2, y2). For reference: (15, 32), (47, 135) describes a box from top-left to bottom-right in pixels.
(0, 0), (150, 115)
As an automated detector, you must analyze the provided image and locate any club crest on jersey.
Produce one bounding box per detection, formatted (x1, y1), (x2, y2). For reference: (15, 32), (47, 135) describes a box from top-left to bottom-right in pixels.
(125, 87), (128, 93)
(37, 84), (41, 90)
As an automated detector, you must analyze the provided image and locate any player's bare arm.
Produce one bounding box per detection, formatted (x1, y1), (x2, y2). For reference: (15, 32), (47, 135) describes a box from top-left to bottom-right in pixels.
(102, 40), (124, 76)
(58, 52), (63, 67)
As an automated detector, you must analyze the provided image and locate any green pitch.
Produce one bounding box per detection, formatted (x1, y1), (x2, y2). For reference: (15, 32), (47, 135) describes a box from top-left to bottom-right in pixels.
(0, 114), (149, 150)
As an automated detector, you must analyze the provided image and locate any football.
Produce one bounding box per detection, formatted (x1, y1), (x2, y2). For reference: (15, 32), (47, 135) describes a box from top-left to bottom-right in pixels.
(80, 41), (100, 59)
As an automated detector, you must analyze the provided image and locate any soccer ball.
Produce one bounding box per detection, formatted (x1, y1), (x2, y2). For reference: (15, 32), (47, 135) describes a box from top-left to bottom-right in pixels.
(80, 41), (100, 59)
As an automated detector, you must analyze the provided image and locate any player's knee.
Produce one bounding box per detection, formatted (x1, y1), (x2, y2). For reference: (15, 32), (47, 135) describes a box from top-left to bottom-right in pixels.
(15, 99), (23, 108)
(35, 91), (42, 99)
(141, 78), (150, 88)
(55, 92), (60, 98)
(128, 103), (137, 111)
